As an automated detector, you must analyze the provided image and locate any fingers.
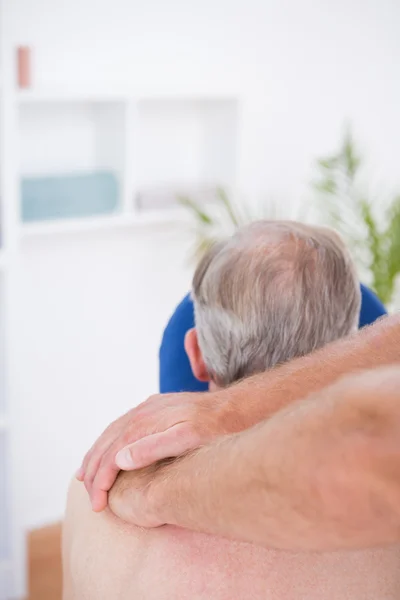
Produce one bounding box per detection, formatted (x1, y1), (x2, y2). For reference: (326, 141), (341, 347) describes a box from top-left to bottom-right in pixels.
(84, 454), (105, 497)
(116, 423), (200, 470)
(79, 399), (160, 482)
(90, 461), (121, 511)
(76, 393), (192, 511)
(91, 489), (109, 513)
(82, 423), (124, 499)
(79, 410), (137, 495)
(88, 420), (156, 509)
(78, 420), (117, 482)
(77, 447), (94, 482)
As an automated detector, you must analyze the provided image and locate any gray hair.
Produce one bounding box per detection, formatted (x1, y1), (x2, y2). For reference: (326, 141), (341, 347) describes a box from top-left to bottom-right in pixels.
(192, 220), (361, 387)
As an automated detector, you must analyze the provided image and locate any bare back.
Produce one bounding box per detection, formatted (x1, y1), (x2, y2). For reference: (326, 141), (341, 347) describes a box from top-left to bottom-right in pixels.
(63, 479), (400, 600)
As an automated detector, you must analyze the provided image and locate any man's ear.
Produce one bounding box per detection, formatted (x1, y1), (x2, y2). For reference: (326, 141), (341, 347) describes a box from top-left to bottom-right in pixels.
(184, 328), (210, 382)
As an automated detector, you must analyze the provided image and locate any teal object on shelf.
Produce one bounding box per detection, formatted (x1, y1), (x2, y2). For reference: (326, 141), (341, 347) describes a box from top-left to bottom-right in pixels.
(21, 171), (120, 222)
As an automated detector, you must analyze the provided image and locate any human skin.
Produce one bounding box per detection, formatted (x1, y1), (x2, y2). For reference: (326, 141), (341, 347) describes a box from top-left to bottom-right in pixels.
(78, 314), (400, 513)
(63, 467), (400, 600)
(109, 365), (400, 552)
(64, 366), (400, 598)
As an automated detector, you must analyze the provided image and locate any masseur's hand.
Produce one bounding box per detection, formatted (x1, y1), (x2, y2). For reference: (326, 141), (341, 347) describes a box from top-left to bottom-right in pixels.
(77, 391), (236, 512)
(108, 458), (177, 528)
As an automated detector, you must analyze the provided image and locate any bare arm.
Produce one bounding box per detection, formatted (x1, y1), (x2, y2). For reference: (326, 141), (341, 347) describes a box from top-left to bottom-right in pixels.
(219, 313), (400, 432)
(110, 366), (400, 551)
(81, 313), (400, 511)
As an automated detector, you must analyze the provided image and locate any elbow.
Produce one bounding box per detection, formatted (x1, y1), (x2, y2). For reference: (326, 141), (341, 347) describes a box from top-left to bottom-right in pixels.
(354, 370), (400, 525)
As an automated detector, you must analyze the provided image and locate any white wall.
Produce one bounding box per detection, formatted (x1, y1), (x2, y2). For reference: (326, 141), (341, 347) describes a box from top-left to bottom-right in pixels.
(5, 0), (400, 528)
(9, 226), (193, 527)
(9, 0), (400, 202)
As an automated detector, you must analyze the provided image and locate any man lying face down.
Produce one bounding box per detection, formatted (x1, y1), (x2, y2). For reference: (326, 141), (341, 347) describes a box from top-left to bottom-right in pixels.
(63, 221), (400, 600)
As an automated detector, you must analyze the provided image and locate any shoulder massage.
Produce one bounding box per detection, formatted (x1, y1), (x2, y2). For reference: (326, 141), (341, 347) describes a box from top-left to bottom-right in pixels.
(65, 220), (400, 599)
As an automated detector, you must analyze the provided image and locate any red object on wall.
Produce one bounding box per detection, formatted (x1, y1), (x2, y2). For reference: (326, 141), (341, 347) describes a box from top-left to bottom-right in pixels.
(17, 46), (31, 88)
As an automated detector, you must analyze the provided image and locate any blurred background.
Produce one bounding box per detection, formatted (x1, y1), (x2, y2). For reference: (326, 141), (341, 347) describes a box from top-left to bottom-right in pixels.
(0, 0), (399, 598)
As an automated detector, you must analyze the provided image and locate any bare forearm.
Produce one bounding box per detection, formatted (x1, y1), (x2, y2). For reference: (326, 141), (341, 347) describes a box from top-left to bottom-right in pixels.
(219, 313), (400, 432)
(152, 366), (400, 551)
(85, 314), (400, 512)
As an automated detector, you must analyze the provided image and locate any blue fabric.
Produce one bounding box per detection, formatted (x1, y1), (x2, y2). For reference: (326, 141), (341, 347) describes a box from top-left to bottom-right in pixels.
(159, 284), (387, 393)
(159, 294), (209, 393)
(359, 284), (387, 328)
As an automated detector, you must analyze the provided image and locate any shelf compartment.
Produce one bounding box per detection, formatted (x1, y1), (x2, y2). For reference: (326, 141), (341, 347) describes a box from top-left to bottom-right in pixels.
(20, 206), (192, 238)
(133, 97), (238, 211)
(19, 101), (126, 222)
(21, 171), (119, 222)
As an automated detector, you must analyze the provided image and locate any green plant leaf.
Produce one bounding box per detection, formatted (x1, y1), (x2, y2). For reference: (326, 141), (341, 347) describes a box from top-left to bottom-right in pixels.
(359, 198), (393, 303)
(342, 129), (361, 180)
(177, 195), (214, 226)
(385, 196), (400, 300)
(311, 127), (400, 304)
(314, 179), (337, 195)
(216, 187), (241, 227)
(190, 234), (221, 265)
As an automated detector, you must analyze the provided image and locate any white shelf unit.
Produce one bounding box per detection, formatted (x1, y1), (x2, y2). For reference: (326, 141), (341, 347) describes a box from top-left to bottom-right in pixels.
(1, 0), (25, 596)
(20, 206), (195, 238)
(0, 83), (240, 598)
(16, 91), (239, 237)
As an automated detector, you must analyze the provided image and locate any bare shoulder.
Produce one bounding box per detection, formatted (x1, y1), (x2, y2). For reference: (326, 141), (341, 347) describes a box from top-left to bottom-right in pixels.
(65, 477), (143, 537)
(63, 478), (151, 600)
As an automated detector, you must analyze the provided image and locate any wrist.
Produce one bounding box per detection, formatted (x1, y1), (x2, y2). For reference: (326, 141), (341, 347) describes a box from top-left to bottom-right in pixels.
(192, 391), (241, 441)
(212, 385), (253, 435)
(108, 464), (172, 528)
(150, 433), (245, 533)
(146, 454), (190, 527)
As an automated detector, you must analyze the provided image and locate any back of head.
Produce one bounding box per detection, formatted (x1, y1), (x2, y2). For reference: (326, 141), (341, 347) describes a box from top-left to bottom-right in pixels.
(192, 220), (361, 387)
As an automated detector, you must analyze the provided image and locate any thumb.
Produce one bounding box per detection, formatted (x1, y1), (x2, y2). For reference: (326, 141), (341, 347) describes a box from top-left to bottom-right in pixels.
(115, 423), (199, 470)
